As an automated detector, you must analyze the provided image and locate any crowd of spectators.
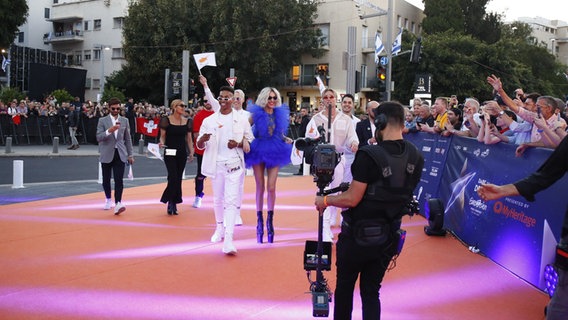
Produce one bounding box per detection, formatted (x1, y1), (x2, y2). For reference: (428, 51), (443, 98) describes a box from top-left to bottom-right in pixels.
(1, 77), (567, 153)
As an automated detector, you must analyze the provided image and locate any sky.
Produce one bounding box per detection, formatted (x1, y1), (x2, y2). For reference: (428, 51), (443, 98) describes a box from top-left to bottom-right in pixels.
(405, 0), (568, 22)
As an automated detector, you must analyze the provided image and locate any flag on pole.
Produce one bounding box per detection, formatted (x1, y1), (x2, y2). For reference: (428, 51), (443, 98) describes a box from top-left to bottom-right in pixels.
(392, 28), (402, 56)
(2, 56), (10, 72)
(374, 32), (384, 64)
(315, 75), (326, 95)
(193, 52), (216, 71)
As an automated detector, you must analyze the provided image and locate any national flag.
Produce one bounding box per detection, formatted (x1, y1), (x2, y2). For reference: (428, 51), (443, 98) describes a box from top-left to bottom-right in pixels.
(374, 32), (384, 64)
(12, 114), (21, 125)
(136, 117), (160, 137)
(193, 52), (217, 71)
(315, 75), (326, 96)
(392, 28), (402, 56)
(2, 56), (10, 72)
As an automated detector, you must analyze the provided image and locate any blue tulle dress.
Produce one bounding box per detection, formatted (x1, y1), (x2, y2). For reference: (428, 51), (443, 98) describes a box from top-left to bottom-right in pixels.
(245, 104), (292, 169)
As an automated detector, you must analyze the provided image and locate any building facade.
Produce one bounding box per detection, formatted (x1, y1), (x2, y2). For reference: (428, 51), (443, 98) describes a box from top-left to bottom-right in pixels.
(518, 17), (568, 68)
(9, 0), (129, 102)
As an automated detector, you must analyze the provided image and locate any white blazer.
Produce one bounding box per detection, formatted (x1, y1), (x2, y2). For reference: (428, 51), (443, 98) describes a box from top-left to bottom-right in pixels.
(197, 110), (254, 178)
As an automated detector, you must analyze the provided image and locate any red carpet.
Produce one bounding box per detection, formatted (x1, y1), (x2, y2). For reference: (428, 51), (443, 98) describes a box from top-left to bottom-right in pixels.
(0, 175), (548, 319)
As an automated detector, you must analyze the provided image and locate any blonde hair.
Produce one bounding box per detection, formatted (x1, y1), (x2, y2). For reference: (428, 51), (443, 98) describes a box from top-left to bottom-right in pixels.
(256, 87), (282, 107)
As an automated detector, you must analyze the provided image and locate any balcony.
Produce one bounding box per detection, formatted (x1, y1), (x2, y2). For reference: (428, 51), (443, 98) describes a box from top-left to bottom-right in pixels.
(44, 30), (84, 44)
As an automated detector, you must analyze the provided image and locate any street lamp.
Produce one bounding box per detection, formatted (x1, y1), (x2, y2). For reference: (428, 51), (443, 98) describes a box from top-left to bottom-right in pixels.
(95, 44), (111, 101)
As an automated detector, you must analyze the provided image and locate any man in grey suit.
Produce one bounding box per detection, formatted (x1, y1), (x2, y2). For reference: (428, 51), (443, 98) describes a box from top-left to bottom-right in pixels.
(96, 97), (135, 215)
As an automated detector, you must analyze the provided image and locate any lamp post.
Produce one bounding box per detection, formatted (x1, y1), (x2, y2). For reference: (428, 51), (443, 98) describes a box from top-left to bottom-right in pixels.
(96, 44), (111, 102)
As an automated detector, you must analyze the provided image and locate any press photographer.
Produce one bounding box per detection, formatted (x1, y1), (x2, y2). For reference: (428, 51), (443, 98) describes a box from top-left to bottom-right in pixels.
(305, 88), (359, 241)
(314, 101), (424, 319)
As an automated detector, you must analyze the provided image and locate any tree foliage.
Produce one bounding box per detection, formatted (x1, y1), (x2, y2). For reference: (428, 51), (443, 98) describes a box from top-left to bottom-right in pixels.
(120, 0), (322, 104)
(0, 0), (28, 48)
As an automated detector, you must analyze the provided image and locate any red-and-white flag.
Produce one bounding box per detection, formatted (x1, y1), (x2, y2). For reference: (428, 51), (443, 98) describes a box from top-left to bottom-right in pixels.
(136, 117), (160, 137)
(193, 52), (217, 71)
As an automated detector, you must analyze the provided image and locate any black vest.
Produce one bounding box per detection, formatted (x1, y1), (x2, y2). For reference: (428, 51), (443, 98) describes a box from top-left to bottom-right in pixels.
(359, 141), (420, 221)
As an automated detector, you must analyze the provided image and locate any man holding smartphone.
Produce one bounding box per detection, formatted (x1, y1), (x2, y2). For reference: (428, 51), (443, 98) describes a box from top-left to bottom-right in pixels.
(96, 98), (135, 215)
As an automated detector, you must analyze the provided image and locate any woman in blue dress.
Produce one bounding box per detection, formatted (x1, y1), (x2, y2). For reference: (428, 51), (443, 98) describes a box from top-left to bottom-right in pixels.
(246, 87), (293, 243)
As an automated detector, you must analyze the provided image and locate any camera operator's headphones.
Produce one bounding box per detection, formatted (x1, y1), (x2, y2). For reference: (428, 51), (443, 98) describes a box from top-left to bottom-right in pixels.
(373, 109), (388, 131)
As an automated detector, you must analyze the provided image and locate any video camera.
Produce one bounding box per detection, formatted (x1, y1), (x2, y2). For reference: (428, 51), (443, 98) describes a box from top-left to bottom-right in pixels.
(295, 125), (341, 189)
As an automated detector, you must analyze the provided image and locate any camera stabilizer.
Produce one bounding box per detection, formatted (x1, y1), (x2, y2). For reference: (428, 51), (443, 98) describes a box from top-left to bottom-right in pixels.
(305, 182), (350, 317)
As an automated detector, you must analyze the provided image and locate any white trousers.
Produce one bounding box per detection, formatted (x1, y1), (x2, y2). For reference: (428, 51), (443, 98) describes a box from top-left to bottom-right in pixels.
(212, 160), (244, 235)
(323, 155), (346, 225)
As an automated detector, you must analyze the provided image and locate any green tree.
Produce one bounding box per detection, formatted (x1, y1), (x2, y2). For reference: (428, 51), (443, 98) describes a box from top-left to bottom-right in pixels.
(101, 86), (126, 105)
(0, 0), (28, 48)
(422, 0), (463, 34)
(50, 89), (74, 104)
(121, 0), (322, 104)
(0, 87), (25, 103)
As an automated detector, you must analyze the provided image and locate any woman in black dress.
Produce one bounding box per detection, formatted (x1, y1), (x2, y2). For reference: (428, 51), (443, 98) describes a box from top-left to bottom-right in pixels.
(159, 99), (194, 215)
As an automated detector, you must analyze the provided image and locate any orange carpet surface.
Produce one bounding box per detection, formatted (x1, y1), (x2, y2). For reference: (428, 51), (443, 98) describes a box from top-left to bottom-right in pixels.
(0, 175), (548, 319)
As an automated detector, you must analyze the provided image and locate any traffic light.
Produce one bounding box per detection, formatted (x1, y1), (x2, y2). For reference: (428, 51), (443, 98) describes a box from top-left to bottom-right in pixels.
(377, 66), (386, 101)
(410, 37), (422, 63)
(377, 66), (386, 81)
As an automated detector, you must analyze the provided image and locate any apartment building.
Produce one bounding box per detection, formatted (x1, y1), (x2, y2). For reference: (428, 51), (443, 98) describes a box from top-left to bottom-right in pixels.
(518, 17), (568, 66)
(9, 0), (128, 102)
(277, 0), (424, 112)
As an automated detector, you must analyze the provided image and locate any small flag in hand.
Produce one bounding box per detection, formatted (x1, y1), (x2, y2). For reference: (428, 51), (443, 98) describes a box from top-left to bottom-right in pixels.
(193, 52), (217, 71)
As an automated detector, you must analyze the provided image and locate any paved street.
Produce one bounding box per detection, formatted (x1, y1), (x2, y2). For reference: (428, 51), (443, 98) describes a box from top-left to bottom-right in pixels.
(0, 143), (302, 205)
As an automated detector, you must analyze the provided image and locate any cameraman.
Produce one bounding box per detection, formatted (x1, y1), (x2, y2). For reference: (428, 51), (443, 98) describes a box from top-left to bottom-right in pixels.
(315, 102), (424, 319)
(307, 88), (359, 241)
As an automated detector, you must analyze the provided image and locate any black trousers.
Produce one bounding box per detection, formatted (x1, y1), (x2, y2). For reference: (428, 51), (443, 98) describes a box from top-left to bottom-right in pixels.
(194, 153), (206, 197)
(160, 153), (187, 204)
(101, 149), (126, 203)
(334, 230), (396, 320)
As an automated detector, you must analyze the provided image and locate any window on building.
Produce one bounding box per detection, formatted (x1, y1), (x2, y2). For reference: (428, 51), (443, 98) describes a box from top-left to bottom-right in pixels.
(113, 17), (125, 29)
(53, 0), (58, 3)
(44, 8), (50, 19)
(404, 18), (409, 29)
(94, 19), (101, 30)
(93, 49), (101, 60)
(362, 26), (369, 48)
(411, 21), (416, 34)
(318, 24), (330, 46)
(112, 48), (124, 59)
(303, 64), (317, 85)
(397, 15), (402, 28)
(84, 50), (91, 61)
(361, 64), (368, 87)
(84, 20), (89, 31)
(291, 65), (300, 84)
(74, 51), (82, 65)
(85, 78), (92, 89)
(93, 79), (101, 89)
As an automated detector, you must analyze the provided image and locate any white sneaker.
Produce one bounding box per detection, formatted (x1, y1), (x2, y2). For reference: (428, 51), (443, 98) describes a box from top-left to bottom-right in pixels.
(235, 214), (243, 226)
(222, 233), (237, 255)
(104, 199), (112, 210)
(114, 202), (126, 215)
(210, 223), (224, 243)
(192, 196), (202, 208)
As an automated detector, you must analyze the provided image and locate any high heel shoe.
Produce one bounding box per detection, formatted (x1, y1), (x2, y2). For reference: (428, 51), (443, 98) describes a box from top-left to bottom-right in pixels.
(267, 210), (274, 243)
(172, 203), (178, 215)
(256, 211), (264, 243)
(167, 202), (173, 215)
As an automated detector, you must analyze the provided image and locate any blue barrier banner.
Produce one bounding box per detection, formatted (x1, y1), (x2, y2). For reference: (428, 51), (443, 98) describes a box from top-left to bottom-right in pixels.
(405, 132), (451, 214)
(437, 135), (567, 289)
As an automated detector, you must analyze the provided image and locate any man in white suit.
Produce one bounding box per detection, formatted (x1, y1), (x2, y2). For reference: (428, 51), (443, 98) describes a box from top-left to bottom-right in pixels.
(96, 98), (135, 215)
(196, 85), (254, 255)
